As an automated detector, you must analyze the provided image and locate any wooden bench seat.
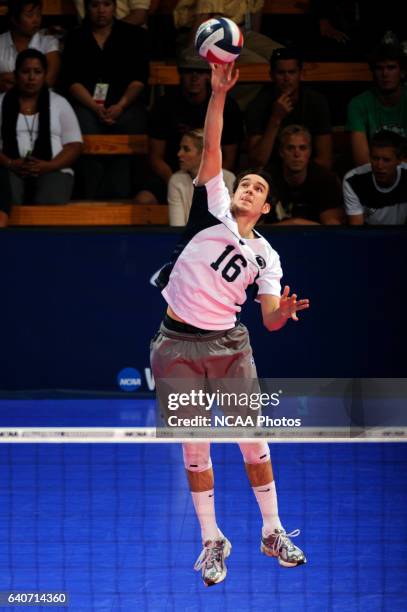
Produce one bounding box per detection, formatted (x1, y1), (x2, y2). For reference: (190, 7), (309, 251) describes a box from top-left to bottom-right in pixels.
(9, 203), (169, 226)
(149, 61), (372, 85)
(82, 134), (149, 155)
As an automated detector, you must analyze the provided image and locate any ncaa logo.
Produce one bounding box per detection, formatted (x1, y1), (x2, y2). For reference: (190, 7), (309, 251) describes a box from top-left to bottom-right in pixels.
(117, 367), (142, 392)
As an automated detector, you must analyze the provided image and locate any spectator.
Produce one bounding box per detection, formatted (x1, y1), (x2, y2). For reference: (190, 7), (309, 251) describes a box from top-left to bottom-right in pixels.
(346, 43), (407, 167)
(173, 0), (283, 110)
(73, 0), (151, 26)
(168, 128), (235, 226)
(61, 0), (149, 198)
(136, 48), (242, 204)
(0, 50), (83, 227)
(247, 47), (333, 170)
(0, 0), (60, 93)
(265, 124), (343, 225)
(343, 129), (407, 225)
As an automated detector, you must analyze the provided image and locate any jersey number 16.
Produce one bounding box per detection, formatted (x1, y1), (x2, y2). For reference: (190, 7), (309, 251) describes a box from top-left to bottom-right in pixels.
(210, 245), (247, 283)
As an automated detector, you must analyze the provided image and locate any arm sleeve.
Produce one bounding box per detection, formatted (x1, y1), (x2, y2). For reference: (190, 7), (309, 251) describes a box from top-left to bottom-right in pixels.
(41, 33), (60, 54)
(256, 250), (282, 298)
(168, 174), (188, 226)
(343, 174), (364, 215)
(189, 171), (231, 223)
(203, 171), (232, 216)
(57, 96), (83, 145)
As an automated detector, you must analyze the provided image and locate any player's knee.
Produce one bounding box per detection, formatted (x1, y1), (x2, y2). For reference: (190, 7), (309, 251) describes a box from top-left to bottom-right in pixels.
(239, 441), (270, 464)
(182, 443), (212, 472)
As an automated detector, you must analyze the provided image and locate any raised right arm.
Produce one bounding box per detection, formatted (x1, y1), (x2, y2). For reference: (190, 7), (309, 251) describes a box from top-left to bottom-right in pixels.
(196, 63), (239, 186)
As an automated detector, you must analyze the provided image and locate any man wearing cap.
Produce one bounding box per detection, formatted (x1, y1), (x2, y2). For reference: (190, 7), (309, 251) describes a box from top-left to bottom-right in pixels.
(246, 47), (333, 170)
(136, 49), (243, 204)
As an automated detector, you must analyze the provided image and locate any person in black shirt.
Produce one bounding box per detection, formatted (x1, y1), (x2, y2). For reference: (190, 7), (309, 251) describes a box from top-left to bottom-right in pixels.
(61, 0), (149, 197)
(246, 47), (333, 170)
(265, 124), (344, 225)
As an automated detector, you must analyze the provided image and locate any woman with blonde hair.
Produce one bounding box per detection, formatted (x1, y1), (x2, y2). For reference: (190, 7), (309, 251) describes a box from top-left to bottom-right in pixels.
(168, 128), (235, 226)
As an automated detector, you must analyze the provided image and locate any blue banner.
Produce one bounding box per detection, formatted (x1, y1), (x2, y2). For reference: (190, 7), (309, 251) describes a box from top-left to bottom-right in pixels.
(1, 227), (406, 392)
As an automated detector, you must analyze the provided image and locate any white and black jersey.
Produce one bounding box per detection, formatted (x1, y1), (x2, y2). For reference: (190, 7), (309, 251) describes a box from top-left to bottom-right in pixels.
(343, 163), (407, 225)
(157, 172), (282, 330)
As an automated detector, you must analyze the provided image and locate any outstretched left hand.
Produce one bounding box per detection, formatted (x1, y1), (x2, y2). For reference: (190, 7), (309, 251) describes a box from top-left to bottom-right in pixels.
(210, 62), (239, 95)
(279, 285), (310, 321)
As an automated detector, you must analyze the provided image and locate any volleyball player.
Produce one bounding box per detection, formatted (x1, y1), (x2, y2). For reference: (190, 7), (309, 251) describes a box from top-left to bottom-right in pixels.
(150, 63), (309, 587)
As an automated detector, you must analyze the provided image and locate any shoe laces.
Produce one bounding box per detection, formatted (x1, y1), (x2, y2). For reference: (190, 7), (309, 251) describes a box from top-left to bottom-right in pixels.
(269, 529), (300, 554)
(194, 540), (224, 573)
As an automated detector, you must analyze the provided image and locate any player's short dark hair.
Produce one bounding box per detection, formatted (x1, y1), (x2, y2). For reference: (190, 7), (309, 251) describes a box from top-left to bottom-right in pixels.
(370, 129), (404, 156)
(233, 168), (274, 205)
(368, 43), (407, 72)
(270, 47), (303, 71)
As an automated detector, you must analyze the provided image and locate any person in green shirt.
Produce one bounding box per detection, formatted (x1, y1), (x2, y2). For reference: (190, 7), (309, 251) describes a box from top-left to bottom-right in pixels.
(346, 43), (407, 166)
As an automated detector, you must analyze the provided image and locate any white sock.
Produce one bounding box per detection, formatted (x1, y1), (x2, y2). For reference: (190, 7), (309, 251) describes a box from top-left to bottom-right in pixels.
(252, 480), (283, 536)
(191, 489), (221, 542)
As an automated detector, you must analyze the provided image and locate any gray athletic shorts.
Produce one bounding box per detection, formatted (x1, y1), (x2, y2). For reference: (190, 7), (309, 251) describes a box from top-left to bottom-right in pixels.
(150, 321), (260, 427)
(150, 321), (258, 379)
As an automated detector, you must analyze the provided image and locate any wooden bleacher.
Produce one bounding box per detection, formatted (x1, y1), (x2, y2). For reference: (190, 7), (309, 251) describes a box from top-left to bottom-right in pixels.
(82, 134), (148, 155)
(149, 61), (372, 85)
(8, 203), (169, 226)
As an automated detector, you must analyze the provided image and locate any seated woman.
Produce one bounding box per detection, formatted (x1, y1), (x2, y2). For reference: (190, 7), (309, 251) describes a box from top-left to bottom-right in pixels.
(0, 49), (83, 226)
(0, 0), (60, 93)
(167, 128), (235, 227)
(61, 0), (149, 198)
